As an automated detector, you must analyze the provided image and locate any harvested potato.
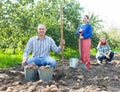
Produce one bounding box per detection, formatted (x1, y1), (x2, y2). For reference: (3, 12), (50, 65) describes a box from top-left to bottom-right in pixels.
(50, 87), (58, 92)
(43, 88), (50, 92)
(25, 62), (38, 69)
(50, 85), (57, 89)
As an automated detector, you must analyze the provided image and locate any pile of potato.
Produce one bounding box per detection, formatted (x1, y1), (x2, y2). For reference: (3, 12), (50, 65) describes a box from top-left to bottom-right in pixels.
(39, 65), (51, 70)
(24, 62), (38, 69)
(43, 84), (58, 92)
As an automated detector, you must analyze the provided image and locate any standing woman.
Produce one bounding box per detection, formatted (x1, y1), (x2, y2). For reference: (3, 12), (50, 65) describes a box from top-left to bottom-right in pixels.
(76, 15), (92, 70)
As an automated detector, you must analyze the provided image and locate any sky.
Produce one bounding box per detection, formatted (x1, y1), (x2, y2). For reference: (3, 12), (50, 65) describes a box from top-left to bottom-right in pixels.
(78, 0), (120, 29)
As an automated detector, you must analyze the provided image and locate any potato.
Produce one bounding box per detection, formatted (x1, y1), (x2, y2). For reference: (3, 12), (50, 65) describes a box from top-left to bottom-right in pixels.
(43, 88), (50, 92)
(50, 87), (58, 92)
(6, 87), (13, 92)
(36, 80), (43, 85)
(50, 85), (57, 89)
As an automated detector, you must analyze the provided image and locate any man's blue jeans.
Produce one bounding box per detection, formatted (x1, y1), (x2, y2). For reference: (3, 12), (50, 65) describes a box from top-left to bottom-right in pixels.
(98, 52), (114, 63)
(27, 56), (56, 67)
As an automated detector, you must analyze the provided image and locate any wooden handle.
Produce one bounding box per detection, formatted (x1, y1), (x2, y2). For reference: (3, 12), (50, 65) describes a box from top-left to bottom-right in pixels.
(60, 4), (64, 62)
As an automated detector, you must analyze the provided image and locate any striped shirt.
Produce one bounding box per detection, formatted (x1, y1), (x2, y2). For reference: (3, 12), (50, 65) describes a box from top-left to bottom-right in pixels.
(23, 36), (61, 60)
(96, 44), (111, 58)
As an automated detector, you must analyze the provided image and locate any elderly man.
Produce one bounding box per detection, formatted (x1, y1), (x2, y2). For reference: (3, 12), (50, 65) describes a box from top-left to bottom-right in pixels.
(22, 24), (65, 67)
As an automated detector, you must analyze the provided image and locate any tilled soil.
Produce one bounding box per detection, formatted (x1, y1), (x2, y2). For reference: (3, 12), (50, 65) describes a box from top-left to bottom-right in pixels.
(0, 53), (120, 92)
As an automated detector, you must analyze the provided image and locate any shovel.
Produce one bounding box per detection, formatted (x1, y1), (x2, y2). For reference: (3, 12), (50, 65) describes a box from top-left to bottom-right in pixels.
(79, 32), (82, 60)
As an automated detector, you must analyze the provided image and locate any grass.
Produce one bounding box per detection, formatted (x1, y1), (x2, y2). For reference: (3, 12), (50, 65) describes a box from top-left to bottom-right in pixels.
(0, 48), (119, 68)
(90, 48), (97, 56)
(113, 48), (120, 52)
(0, 48), (97, 68)
(50, 47), (80, 60)
(0, 53), (22, 68)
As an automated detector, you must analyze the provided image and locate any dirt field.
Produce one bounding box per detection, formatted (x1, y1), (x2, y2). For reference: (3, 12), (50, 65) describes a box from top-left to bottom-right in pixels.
(0, 53), (120, 92)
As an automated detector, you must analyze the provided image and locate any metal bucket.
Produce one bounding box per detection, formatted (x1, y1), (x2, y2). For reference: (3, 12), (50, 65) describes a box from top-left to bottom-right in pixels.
(24, 68), (38, 81)
(69, 58), (79, 68)
(38, 67), (53, 82)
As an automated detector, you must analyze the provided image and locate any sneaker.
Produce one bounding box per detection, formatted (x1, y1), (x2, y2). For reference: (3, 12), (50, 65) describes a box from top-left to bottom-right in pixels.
(106, 61), (110, 64)
(97, 60), (102, 65)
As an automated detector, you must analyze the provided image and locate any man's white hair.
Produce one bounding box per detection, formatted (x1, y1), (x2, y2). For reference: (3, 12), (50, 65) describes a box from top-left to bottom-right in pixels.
(38, 24), (46, 29)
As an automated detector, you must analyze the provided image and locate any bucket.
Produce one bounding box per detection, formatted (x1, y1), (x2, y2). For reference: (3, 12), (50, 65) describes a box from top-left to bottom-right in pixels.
(69, 58), (79, 68)
(24, 68), (38, 81)
(38, 66), (53, 82)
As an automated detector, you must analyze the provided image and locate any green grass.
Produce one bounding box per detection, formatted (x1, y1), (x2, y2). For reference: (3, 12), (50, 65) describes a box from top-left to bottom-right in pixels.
(0, 48), (97, 68)
(0, 47), (119, 68)
(90, 48), (97, 56)
(113, 48), (120, 52)
(50, 48), (80, 60)
(0, 53), (22, 68)
(51, 48), (97, 59)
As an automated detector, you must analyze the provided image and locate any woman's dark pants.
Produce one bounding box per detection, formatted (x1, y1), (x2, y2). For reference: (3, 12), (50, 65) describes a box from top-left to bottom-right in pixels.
(98, 52), (114, 63)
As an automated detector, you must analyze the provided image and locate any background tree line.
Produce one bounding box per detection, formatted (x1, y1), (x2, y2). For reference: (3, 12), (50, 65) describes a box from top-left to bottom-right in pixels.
(0, 0), (120, 55)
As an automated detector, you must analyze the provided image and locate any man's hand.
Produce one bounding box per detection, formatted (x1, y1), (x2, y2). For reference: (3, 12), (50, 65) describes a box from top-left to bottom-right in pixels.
(60, 39), (65, 46)
(22, 59), (27, 66)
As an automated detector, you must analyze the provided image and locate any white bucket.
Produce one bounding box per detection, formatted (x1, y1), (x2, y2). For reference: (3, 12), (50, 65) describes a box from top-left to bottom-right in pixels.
(69, 58), (79, 68)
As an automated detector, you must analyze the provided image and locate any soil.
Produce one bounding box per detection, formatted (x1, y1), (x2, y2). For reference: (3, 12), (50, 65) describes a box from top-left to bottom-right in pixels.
(0, 53), (120, 92)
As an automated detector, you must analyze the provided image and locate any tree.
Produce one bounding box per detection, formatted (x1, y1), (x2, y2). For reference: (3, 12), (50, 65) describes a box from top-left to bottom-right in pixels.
(89, 13), (103, 48)
(0, 0), (103, 54)
(99, 27), (120, 49)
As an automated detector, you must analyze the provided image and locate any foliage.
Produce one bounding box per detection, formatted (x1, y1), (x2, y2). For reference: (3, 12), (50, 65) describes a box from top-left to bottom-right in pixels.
(88, 13), (103, 48)
(0, 48), (95, 68)
(0, 0), (103, 55)
(0, 46), (119, 68)
(99, 27), (120, 49)
(0, 53), (22, 68)
(0, 0), (120, 69)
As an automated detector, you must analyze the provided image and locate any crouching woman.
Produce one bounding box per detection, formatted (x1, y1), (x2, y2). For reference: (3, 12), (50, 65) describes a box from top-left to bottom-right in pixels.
(96, 36), (114, 64)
